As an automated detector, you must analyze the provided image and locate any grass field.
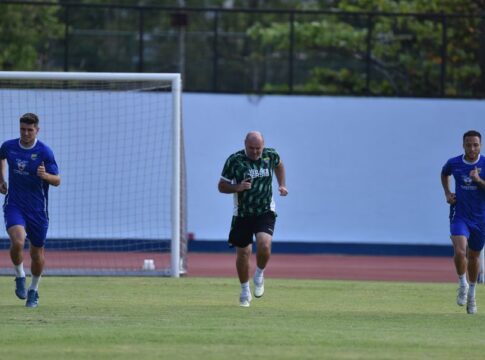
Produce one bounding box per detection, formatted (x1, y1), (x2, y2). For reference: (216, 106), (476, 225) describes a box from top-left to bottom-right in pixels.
(0, 276), (484, 359)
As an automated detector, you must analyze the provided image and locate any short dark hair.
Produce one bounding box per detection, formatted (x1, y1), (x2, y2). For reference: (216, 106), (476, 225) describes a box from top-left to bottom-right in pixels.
(19, 113), (39, 126)
(463, 130), (481, 142)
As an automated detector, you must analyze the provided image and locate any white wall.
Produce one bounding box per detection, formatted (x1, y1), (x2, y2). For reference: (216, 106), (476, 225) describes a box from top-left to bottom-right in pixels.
(184, 94), (485, 245)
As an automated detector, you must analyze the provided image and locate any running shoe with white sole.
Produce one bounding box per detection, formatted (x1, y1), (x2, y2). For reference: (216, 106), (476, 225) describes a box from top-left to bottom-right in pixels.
(239, 292), (252, 307)
(457, 284), (469, 306)
(467, 296), (477, 315)
(254, 277), (265, 298)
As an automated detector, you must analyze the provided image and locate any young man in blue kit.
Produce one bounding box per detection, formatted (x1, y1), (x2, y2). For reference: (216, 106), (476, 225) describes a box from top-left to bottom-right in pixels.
(441, 130), (485, 314)
(218, 131), (288, 307)
(0, 113), (60, 308)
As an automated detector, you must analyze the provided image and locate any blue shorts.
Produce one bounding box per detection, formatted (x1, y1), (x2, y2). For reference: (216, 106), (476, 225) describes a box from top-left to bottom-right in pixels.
(4, 204), (49, 247)
(450, 217), (485, 252)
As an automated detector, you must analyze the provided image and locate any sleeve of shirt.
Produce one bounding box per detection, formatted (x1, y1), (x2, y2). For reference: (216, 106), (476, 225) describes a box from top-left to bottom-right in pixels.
(0, 142), (6, 160)
(44, 146), (59, 176)
(441, 159), (451, 176)
(267, 148), (280, 168)
(221, 155), (234, 182)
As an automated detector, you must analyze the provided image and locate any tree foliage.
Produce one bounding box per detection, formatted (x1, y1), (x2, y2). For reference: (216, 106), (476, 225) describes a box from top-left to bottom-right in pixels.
(1, 0), (484, 97)
(0, 4), (64, 70)
(247, 0), (485, 96)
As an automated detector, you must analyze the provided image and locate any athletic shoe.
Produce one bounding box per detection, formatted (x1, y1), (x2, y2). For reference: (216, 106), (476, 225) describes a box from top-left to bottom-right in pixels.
(456, 284), (469, 306)
(14, 277), (27, 300)
(254, 277), (265, 298)
(239, 292), (252, 307)
(467, 296), (477, 315)
(25, 289), (39, 308)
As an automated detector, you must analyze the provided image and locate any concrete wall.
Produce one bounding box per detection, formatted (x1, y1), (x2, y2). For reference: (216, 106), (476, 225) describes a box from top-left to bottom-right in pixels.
(184, 94), (485, 245)
(2, 90), (484, 247)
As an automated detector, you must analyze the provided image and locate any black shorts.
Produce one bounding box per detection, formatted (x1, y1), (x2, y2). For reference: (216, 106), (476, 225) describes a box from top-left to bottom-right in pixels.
(228, 211), (276, 248)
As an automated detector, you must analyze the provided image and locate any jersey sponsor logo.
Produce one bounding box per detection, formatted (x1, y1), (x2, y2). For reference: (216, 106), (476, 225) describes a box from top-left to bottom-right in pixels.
(248, 168), (270, 179)
(14, 159), (29, 175)
(461, 185), (478, 190)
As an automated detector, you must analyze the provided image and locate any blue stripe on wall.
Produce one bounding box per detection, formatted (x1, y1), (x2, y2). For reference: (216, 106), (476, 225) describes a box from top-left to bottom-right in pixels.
(188, 240), (453, 257)
(0, 238), (453, 257)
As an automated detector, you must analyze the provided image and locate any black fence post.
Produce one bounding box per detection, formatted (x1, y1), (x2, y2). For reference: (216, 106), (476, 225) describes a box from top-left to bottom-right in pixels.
(288, 11), (295, 93)
(138, 8), (145, 73)
(365, 14), (373, 95)
(212, 10), (219, 92)
(440, 13), (447, 97)
(64, 5), (70, 72)
(138, 8), (145, 72)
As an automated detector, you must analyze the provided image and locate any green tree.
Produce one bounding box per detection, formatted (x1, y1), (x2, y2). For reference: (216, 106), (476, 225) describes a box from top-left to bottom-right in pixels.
(0, 4), (64, 70)
(247, 0), (485, 96)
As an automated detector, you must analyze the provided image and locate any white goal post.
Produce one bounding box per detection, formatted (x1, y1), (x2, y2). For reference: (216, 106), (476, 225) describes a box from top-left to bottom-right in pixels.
(0, 71), (185, 277)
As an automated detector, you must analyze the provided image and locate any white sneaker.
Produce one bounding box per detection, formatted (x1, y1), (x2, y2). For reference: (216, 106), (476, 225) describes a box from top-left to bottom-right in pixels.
(239, 292), (252, 307)
(467, 296), (477, 314)
(254, 277), (264, 298)
(457, 284), (469, 306)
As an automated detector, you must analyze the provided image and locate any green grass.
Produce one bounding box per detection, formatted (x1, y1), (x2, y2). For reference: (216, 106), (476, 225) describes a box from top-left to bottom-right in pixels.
(0, 277), (484, 359)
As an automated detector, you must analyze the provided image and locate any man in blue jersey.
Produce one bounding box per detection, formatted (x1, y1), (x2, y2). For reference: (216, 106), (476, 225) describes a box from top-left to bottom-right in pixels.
(0, 113), (60, 308)
(441, 130), (485, 315)
(218, 131), (288, 307)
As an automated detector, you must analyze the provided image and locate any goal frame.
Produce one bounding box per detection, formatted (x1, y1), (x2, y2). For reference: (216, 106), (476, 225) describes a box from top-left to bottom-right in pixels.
(0, 71), (183, 278)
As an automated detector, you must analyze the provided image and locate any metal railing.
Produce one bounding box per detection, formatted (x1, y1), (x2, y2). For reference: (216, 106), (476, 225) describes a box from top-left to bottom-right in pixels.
(2, 1), (485, 98)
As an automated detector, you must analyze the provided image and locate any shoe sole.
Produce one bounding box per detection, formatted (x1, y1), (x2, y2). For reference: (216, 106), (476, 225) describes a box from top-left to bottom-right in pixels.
(16, 292), (27, 300)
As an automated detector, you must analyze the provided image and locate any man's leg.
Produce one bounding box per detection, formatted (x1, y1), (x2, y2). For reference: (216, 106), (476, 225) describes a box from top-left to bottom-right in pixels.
(30, 244), (44, 286)
(451, 235), (469, 306)
(466, 248), (481, 314)
(236, 245), (252, 307)
(7, 225), (27, 299)
(254, 232), (272, 298)
(25, 244), (44, 308)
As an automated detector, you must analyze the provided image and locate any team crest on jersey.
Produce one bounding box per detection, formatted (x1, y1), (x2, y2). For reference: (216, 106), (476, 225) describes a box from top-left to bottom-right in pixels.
(16, 159), (28, 172)
(263, 157), (270, 164)
(31, 154), (38, 160)
(462, 175), (473, 186)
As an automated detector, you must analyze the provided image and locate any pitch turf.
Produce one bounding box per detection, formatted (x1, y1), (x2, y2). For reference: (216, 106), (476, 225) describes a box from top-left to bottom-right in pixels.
(0, 277), (484, 359)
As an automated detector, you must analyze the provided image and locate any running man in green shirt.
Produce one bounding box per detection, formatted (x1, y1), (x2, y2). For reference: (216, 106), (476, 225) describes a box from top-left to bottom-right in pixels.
(218, 131), (288, 307)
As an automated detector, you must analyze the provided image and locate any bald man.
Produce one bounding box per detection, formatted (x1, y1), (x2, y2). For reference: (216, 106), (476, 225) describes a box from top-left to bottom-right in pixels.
(218, 131), (288, 307)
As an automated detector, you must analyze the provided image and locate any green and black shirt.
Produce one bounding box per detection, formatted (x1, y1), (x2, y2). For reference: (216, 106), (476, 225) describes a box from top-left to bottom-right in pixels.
(220, 148), (280, 217)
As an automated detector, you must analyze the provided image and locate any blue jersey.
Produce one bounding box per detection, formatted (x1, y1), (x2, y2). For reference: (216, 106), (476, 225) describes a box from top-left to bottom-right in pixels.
(0, 138), (59, 212)
(442, 154), (485, 224)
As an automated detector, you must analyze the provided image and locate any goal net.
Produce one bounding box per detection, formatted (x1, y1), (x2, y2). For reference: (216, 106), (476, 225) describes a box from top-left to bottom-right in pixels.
(0, 72), (187, 277)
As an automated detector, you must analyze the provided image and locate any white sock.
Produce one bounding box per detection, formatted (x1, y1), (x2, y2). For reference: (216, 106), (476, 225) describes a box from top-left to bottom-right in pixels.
(254, 266), (264, 281)
(14, 263), (25, 278)
(241, 281), (250, 295)
(29, 275), (41, 291)
(468, 283), (476, 298)
(459, 274), (468, 287)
